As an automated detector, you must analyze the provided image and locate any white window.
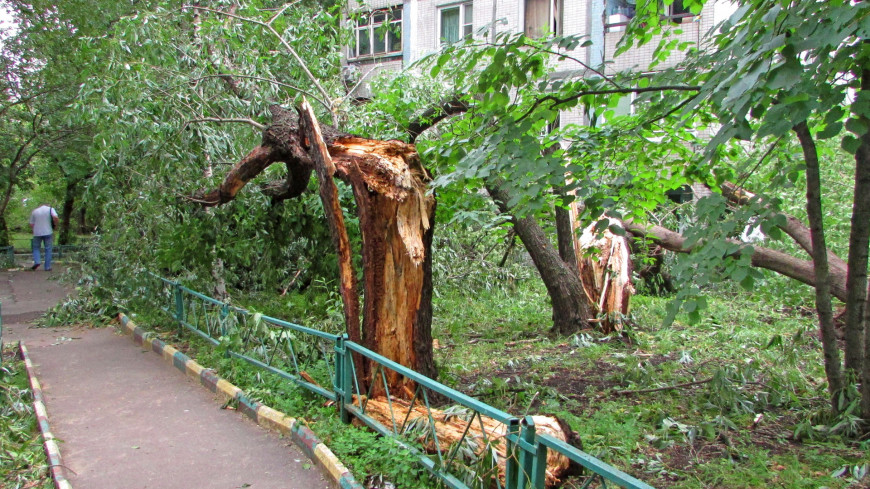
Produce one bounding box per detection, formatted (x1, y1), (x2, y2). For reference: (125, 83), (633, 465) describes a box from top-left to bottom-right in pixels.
(352, 7), (403, 58)
(525, 0), (562, 38)
(439, 2), (473, 45)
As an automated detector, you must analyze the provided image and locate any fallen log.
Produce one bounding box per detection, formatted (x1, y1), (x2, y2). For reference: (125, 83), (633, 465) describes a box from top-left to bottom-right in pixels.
(359, 396), (579, 487)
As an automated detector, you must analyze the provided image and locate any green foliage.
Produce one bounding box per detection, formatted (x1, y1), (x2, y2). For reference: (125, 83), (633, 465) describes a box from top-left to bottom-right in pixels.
(0, 348), (52, 489)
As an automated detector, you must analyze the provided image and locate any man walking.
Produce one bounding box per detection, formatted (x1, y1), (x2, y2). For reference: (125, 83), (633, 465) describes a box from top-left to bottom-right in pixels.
(29, 203), (59, 271)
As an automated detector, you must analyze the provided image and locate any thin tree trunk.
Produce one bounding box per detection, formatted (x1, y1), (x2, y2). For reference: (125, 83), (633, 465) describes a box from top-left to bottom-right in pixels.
(59, 179), (77, 245)
(794, 122), (844, 406)
(78, 206), (87, 234)
(298, 102), (361, 345)
(857, 69), (870, 421)
(0, 215), (9, 247)
(845, 70), (870, 378)
(487, 180), (592, 334)
(555, 204), (579, 273)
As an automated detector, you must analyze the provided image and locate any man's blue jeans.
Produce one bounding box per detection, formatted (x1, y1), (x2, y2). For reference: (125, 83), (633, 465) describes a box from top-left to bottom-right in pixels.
(32, 234), (53, 270)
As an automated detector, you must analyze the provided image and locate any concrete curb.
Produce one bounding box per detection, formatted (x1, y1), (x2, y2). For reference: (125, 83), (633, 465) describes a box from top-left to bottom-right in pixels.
(116, 314), (363, 489)
(18, 342), (74, 489)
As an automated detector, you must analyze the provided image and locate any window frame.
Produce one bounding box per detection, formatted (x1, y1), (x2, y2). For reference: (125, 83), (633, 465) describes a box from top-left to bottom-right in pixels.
(350, 6), (403, 60)
(437, 1), (474, 46)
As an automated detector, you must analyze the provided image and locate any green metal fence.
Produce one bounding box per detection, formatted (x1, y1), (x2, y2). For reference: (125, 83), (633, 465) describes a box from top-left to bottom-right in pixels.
(0, 246), (13, 267)
(147, 274), (654, 489)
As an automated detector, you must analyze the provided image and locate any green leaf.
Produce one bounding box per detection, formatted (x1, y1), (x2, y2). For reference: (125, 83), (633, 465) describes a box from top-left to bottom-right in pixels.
(845, 117), (869, 137)
(842, 135), (861, 154)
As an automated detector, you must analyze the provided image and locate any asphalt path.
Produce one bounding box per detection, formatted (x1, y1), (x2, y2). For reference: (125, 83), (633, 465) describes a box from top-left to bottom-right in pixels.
(2, 265), (333, 489)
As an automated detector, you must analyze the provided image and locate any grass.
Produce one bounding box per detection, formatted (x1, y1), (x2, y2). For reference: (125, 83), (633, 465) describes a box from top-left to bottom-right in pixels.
(429, 275), (870, 488)
(0, 346), (52, 489)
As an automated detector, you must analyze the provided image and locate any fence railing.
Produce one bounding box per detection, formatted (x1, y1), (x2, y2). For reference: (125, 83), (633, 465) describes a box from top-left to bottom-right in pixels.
(0, 246), (13, 267)
(146, 274), (654, 489)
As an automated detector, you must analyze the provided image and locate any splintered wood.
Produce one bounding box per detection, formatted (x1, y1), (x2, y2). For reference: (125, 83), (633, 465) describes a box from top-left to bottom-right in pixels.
(576, 218), (634, 333)
(360, 397), (574, 487)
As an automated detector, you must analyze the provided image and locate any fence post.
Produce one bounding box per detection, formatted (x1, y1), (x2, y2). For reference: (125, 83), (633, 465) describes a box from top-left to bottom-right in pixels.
(219, 304), (229, 337)
(173, 283), (184, 335)
(334, 334), (353, 424)
(505, 418), (521, 489)
(526, 417), (547, 489)
(514, 416), (538, 488)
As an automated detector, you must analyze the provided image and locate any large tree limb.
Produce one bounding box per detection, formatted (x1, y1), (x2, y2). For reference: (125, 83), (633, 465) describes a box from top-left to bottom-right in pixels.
(407, 96), (469, 142)
(622, 220), (849, 303)
(194, 145), (279, 206)
(299, 99), (361, 344)
(720, 181), (848, 275)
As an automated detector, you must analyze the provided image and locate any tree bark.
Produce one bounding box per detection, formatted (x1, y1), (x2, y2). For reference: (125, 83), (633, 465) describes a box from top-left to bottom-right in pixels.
(720, 181), (848, 276)
(858, 69), (870, 421)
(78, 206), (88, 234)
(555, 204), (579, 273)
(794, 122), (844, 406)
(487, 180), (593, 334)
(297, 101), (362, 347)
(622, 220), (851, 302)
(59, 178), (77, 245)
(200, 103), (437, 393)
(0, 215), (9, 248)
(844, 70), (870, 379)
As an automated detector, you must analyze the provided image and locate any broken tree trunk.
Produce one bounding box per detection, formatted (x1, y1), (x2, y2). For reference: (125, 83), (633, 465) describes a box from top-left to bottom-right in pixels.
(195, 102), (437, 394)
(360, 397), (579, 487)
(576, 218), (634, 334)
(299, 100), (437, 392)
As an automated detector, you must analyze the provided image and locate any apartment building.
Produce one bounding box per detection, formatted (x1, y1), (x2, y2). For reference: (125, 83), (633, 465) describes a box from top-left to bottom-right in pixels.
(344, 0), (731, 103)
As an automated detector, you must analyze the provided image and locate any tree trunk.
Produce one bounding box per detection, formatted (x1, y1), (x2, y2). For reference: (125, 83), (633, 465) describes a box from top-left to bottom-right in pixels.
(361, 397), (579, 487)
(0, 215), (9, 247)
(212, 101), (436, 395)
(487, 180), (593, 334)
(794, 122), (844, 407)
(857, 69), (870, 421)
(844, 70), (870, 379)
(576, 219), (634, 333)
(554, 204), (579, 273)
(78, 206), (88, 234)
(59, 179), (77, 245)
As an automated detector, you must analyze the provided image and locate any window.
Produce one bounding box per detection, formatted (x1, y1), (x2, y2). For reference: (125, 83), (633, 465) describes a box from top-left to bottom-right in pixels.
(605, 0), (695, 31)
(352, 7), (402, 58)
(666, 0), (693, 23)
(439, 2), (473, 45)
(524, 0), (562, 38)
(605, 0), (636, 30)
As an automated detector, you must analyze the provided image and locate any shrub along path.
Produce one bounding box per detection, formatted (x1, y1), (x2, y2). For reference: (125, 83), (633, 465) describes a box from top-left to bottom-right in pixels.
(1, 266), (333, 489)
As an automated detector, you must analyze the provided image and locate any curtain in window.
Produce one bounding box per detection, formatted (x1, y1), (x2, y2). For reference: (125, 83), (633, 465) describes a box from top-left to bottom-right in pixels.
(441, 7), (459, 43)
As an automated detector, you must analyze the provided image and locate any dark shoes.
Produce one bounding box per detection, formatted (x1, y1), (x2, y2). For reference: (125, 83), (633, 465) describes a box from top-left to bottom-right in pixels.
(31, 263), (40, 270)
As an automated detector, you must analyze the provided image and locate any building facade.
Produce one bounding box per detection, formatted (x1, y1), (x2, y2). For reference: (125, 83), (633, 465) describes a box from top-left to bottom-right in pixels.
(344, 0), (731, 102)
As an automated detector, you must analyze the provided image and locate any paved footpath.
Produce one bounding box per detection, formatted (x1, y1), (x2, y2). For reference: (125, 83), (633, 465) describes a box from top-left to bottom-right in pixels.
(2, 266), (334, 489)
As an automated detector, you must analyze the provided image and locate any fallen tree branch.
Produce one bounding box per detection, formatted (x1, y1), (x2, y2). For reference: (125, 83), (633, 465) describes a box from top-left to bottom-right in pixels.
(622, 220), (849, 302)
(617, 377), (713, 395)
(186, 117), (266, 130)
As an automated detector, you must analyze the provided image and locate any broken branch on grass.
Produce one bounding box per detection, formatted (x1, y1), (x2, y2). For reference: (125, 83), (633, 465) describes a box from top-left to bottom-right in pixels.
(616, 377), (713, 395)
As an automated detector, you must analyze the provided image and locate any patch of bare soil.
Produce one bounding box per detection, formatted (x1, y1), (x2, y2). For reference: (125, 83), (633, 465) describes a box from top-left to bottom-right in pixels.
(540, 363), (622, 409)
